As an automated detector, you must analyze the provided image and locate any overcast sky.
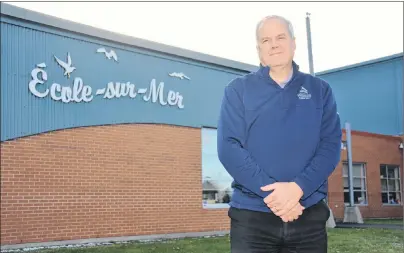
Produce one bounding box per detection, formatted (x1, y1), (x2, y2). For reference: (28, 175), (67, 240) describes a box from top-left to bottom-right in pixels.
(7, 1), (404, 73)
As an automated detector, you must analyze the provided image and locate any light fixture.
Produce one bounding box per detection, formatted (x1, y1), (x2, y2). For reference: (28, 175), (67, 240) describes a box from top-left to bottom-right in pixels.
(399, 142), (403, 149)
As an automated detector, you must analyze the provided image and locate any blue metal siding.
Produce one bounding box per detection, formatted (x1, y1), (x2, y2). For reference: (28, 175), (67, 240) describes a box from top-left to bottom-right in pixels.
(318, 57), (403, 136)
(394, 59), (403, 135)
(1, 8), (402, 141)
(1, 2), (258, 73)
(1, 20), (244, 141)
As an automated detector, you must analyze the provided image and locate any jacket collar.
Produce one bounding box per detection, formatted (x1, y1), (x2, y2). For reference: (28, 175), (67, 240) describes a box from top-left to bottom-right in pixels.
(258, 60), (300, 77)
(257, 61), (301, 87)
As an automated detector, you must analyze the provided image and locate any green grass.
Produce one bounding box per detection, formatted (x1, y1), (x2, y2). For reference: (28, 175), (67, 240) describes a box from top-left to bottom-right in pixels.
(27, 228), (403, 253)
(364, 218), (403, 225)
(327, 228), (403, 253)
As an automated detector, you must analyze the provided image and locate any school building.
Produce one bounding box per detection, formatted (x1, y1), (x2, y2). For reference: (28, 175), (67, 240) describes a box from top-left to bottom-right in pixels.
(1, 2), (403, 248)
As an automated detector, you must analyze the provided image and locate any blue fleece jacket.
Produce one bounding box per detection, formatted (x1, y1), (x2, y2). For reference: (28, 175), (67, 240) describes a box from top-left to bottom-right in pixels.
(217, 62), (342, 212)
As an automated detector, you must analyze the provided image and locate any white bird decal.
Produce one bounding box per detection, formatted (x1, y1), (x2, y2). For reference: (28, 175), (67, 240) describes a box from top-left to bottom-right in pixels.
(168, 72), (190, 80)
(54, 52), (76, 78)
(97, 47), (118, 62)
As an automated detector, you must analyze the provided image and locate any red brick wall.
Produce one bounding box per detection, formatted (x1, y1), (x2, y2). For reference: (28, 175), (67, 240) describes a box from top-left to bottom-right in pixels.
(0, 125), (229, 245)
(328, 130), (403, 219)
(1, 125), (403, 245)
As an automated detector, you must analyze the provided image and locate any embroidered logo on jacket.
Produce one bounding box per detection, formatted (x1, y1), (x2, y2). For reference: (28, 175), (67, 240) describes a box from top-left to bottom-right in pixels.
(297, 86), (311, 100)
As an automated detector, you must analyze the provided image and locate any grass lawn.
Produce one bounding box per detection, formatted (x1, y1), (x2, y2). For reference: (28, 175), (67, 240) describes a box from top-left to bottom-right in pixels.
(26, 228), (403, 253)
(364, 218), (403, 225)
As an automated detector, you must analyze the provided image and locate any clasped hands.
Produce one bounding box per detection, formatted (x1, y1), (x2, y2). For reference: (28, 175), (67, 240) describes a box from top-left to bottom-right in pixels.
(260, 182), (305, 222)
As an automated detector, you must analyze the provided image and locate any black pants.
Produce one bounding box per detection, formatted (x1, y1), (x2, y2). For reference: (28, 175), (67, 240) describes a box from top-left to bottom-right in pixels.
(228, 200), (330, 253)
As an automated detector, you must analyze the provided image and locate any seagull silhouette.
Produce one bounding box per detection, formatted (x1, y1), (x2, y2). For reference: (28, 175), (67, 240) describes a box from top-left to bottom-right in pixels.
(168, 72), (190, 80)
(97, 48), (118, 62)
(54, 53), (76, 78)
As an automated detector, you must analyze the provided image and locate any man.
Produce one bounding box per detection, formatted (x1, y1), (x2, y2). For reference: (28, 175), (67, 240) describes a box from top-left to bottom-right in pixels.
(217, 15), (342, 253)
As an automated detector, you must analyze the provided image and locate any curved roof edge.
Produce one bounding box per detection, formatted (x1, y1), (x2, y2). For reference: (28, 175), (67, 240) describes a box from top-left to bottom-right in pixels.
(316, 52), (404, 76)
(0, 2), (259, 73)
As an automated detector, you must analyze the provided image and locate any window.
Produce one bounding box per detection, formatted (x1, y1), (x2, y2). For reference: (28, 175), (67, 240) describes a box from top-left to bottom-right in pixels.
(380, 165), (402, 205)
(343, 162), (367, 205)
(201, 128), (233, 208)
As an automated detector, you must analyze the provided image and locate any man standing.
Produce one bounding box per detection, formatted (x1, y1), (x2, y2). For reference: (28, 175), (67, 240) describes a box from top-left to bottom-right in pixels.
(217, 15), (342, 253)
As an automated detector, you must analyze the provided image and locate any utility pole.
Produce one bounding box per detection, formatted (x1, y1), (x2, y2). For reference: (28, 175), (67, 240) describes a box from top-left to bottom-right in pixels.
(305, 12), (324, 198)
(343, 121), (363, 223)
(306, 12), (328, 201)
(306, 12), (314, 76)
(345, 122), (355, 207)
(305, 12), (336, 227)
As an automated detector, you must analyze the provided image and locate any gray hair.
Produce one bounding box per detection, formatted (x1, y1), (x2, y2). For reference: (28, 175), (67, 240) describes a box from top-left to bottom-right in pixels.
(255, 15), (295, 41)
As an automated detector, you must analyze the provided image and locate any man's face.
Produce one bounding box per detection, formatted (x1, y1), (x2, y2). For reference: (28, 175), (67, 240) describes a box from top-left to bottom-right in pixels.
(256, 18), (296, 68)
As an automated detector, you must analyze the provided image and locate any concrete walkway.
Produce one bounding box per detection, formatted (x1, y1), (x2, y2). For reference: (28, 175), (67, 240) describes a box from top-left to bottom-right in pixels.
(335, 222), (404, 230)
